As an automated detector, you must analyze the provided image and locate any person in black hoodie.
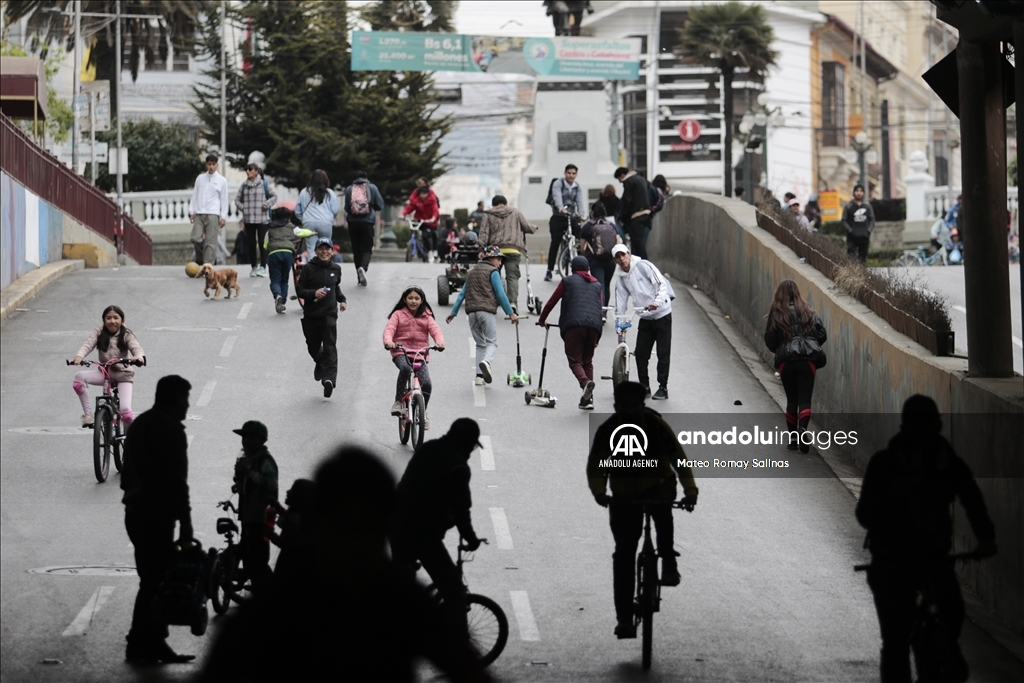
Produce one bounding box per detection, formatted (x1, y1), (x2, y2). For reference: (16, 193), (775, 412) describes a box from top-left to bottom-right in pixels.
(614, 167), (652, 259)
(763, 279), (827, 452)
(856, 395), (997, 683)
(296, 238), (347, 397)
(841, 184), (875, 262)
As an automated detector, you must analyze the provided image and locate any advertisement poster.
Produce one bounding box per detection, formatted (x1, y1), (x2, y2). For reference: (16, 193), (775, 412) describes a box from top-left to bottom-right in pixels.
(351, 31), (642, 80)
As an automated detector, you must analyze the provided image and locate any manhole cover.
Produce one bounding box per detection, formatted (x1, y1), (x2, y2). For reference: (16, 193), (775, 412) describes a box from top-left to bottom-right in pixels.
(28, 565), (137, 576)
(8, 427), (91, 435)
(149, 326), (232, 332)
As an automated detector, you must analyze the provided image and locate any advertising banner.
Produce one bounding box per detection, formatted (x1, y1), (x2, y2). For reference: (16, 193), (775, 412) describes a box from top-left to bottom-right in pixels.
(351, 31), (642, 80)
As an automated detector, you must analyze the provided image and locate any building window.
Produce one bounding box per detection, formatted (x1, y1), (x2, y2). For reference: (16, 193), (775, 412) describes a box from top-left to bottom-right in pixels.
(821, 62), (845, 147)
(933, 140), (949, 187)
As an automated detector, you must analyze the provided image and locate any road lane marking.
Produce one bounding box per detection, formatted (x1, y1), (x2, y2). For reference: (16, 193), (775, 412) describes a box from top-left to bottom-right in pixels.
(62, 586), (114, 636)
(196, 381), (217, 407)
(509, 591), (540, 641)
(1013, 336), (1023, 348)
(473, 383), (486, 407)
(479, 436), (495, 470)
(468, 336), (475, 359)
(952, 305), (967, 314)
(489, 507), (513, 549)
(187, 435), (194, 446)
(219, 336), (237, 358)
(237, 303), (253, 320)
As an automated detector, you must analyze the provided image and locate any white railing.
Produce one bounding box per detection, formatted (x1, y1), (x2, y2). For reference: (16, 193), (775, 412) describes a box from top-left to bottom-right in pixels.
(110, 186), (241, 226)
(924, 186), (1018, 224)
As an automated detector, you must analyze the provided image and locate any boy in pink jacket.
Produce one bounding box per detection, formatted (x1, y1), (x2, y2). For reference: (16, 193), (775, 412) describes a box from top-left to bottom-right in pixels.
(383, 286), (446, 428)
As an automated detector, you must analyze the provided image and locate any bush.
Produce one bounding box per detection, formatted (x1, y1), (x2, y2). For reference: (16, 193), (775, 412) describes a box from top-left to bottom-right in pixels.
(821, 220), (844, 236)
(391, 223), (411, 248)
(869, 198), (906, 221)
(453, 208), (469, 228)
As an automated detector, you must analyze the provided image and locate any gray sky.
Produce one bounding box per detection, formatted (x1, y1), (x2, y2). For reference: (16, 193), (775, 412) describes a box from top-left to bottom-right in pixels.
(455, 1), (555, 36)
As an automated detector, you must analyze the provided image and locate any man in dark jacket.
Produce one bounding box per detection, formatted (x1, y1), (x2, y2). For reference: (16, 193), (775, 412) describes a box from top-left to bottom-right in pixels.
(477, 194), (536, 313)
(537, 255), (604, 409)
(121, 375), (196, 663)
(343, 171), (385, 287)
(232, 420), (278, 595)
(841, 184), (875, 262)
(296, 238), (347, 397)
(391, 418), (484, 632)
(614, 167), (652, 259)
(856, 395), (997, 683)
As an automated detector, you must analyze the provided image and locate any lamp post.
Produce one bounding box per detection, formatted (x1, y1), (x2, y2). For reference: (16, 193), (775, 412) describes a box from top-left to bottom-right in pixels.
(851, 130), (878, 189)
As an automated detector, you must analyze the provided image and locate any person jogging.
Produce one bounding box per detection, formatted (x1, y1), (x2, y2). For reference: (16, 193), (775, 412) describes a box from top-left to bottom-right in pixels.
(296, 238), (347, 397)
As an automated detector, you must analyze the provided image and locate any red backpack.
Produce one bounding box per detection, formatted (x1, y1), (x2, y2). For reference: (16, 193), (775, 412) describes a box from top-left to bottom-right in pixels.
(350, 183), (370, 216)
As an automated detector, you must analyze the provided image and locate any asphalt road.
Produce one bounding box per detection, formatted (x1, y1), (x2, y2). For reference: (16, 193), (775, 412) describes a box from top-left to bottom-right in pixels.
(2, 263), (1022, 682)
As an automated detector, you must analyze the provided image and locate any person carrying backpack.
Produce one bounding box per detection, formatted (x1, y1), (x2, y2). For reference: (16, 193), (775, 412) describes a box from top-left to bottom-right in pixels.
(344, 171), (385, 287)
(545, 164), (582, 281)
(614, 167), (652, 260)
(235, 163), (278, 277)
(579, 201), (622, 313)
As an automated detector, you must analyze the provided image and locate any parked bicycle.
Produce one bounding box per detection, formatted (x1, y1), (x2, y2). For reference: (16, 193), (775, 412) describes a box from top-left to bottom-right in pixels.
(66, 356), (142, 482)
(209, 497), (251, 615)
(405, 218), (426, 263)
(419, 538), (509, 668)
(895, 244), (948, 267)
(614, 498), (693, 671)
(554, 208), (584, 277)
(600, 307), (648, 387)
(392, 345), (441, 449)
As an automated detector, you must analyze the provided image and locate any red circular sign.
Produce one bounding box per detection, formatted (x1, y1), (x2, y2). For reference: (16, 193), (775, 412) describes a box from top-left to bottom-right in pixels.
(678, 119), (702, 143)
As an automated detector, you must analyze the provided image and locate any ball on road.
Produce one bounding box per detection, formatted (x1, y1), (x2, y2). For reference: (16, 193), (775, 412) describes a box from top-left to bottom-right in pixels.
(185, 262), (201, 278)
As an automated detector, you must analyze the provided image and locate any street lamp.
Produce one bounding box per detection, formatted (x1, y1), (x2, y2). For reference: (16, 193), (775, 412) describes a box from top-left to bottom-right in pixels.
(851, 130), (878, 189)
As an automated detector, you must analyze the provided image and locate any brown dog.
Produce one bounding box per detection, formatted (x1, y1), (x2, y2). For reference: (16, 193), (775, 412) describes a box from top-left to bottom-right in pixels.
(198, 263), (241, 300)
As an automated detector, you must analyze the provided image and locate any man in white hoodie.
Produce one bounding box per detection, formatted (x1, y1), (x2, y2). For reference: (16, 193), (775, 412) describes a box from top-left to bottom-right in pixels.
(612, 244), (672, 400)
(188, 154), (229, 265)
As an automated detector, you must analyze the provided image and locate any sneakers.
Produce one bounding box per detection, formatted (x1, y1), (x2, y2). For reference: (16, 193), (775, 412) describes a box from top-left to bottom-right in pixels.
(390, 400), (404, 416)
(322, 379), (334, 398)
(250, 267), (259, 278)
(423, 414), (430, 430)
(275, 295), (285, 314)
(581, 380), (595, 403)
(81, 414), (94, 428)
(660, 556), (681, 587)
(614, 621), (637, 639)
(256, 265), (267, 277)
(357, 267), (367, 287)
(544, 270), (553, 282)
(479, 360), (492, 384)
(652, 386), (668, 400)
(578, 397), (594, 410)
(474, 375), (486, 386)
(644, 386), (652, 400)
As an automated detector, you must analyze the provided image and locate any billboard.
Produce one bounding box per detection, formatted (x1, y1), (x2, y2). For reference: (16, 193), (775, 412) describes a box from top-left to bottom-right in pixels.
(351, 31), (642, 80)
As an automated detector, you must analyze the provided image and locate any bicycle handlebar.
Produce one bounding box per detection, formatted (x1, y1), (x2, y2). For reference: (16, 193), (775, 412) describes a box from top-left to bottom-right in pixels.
(216, 499), (239, 514)
(67, 357), (144, 368)
(608, 497), (696, 512)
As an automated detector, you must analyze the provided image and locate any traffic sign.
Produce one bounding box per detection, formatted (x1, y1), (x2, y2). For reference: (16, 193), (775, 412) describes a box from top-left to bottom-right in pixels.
(678, 119), (702, 143)
(57, 142), (108, 164)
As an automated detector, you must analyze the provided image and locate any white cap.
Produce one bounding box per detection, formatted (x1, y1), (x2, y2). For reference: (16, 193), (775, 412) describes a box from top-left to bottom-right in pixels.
(611, 244), (630, 257)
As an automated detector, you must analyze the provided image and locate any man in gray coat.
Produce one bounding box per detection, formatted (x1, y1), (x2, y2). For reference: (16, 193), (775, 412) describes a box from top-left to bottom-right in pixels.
(477, 195), (536, 313)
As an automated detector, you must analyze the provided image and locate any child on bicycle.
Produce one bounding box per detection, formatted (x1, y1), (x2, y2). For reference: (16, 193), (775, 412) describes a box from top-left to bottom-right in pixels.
(72, 305), (145, 428)
(383, 286), (445, 429)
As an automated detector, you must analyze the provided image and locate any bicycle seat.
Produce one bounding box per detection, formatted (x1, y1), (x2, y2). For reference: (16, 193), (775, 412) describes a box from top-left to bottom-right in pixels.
(412, 362), (423, 370)
(216, 518), (238, 535)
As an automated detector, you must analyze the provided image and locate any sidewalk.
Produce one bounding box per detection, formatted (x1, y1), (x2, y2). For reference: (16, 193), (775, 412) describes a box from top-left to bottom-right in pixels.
(0, 260), (85, 323)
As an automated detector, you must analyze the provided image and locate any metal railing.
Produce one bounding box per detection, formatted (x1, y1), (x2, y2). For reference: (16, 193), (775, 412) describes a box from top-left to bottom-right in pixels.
(0, 113), (152, 265)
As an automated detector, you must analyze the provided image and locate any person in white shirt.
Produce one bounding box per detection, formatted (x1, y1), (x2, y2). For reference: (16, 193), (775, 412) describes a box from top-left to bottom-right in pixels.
(189, 154), (230, 265)
(612, 244), (672, 400)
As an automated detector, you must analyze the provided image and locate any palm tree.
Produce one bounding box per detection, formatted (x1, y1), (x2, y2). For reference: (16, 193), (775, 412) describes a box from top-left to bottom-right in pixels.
(677, 1), (778, 197)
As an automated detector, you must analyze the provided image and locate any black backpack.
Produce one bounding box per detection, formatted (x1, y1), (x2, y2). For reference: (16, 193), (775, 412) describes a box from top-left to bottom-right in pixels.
(589, 220), (618, 257)
(544, 178), (560, 207)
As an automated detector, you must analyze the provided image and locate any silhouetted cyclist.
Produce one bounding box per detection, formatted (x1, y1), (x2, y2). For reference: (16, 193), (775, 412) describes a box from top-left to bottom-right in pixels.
(856, 395), (997, 683)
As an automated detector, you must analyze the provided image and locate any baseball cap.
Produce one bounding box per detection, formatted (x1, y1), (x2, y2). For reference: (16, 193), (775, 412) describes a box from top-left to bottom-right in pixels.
(315, 237), (333, 249)
(481, 246), (505, 259)
(570, 255), (590, 271)
(611, 244), (630, 258)
(448, 417), (483, 449)
(233, 420), (268, 440)
(787, 198), (800, 207)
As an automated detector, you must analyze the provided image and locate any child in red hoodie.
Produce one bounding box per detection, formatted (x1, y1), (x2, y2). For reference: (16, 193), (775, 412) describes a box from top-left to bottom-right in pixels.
(383, 286), (446, 427)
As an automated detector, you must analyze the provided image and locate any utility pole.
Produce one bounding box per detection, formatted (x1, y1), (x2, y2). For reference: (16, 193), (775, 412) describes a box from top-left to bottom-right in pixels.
(72, 0), (81, 170)
(645, 0), (661, 179)
(220, 0), (227, 156)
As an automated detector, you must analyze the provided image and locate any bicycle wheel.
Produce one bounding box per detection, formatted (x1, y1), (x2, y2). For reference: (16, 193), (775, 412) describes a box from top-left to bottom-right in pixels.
(612, 344), (629, 387)
(411, 393), (426, 449)
(640, 553), (657, 670)
(398, 410), (410, 445)
(555, 241), (568, 276)
(93, 405), (112, 482)
(210, 551), (232, 615)
(112, 415), (124, 473)
(405, 241), (415, 262)
(466, 593), (509, 668)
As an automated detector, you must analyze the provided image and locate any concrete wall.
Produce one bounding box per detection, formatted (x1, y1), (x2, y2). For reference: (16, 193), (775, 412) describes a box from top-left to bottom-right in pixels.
(648, 193), (1024, 635)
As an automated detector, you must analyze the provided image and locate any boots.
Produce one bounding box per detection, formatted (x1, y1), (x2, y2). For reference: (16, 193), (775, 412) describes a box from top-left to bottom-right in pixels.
(660, 552), (681, 587)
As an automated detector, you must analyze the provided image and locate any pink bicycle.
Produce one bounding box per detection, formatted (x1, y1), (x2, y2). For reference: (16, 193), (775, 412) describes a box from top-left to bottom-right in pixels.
(392, 345), (441, 449)
(67, 357), (143, 482)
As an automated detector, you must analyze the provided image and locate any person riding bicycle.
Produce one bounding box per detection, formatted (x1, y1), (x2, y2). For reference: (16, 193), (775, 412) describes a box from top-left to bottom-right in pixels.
(231, 420), (279, 596)
(402, 185), (441, 262)
(587, 381), (698, 640)
(391, 418), (485, 634)
(72, 305), (145, 428)
(855, 395), (996, 683)
(546, 164), (582, 281)
(383, 286), (446, 429)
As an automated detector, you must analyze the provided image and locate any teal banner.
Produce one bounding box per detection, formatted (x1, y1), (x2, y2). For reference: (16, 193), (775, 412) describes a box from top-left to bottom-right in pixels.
(351, 31), (641, 80)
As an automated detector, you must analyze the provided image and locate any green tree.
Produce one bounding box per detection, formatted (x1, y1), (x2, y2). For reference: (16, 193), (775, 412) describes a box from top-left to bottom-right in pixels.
(2, 0), (202, 115)
(359, 0), (456, 32)
(85, 118), (203, 192)
(0, 41), (74, 144)
(191, 0), (450, 203)
(677, 1), (778, 197)
(1010, 154), (1018, 186)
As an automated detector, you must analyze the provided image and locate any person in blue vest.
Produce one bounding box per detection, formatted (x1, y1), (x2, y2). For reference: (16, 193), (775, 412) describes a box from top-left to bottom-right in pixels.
(537, 255), (604, 409)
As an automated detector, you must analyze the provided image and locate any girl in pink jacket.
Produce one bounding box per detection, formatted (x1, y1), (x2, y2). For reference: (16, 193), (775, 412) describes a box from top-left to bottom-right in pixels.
(383, 286), (445, 427)
(71, 305), (146, 427)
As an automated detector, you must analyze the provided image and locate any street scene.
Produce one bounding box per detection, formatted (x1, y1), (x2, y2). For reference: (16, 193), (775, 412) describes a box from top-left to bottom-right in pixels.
(2, 1), (1023, 682)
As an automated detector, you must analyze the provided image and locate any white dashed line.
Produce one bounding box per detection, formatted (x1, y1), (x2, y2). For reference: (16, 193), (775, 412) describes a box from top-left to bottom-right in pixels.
(237, 303), (253, 320)
(509, 590), (540, 641)
(187, 435), (195, 446)
(468, 336), (475, 359)
(1013, 336), (1023, 348)
(196, 381), (217, 407)
(62, 586), (114, 636)
(952, 305), (967, 314)
(479, 436), (495, 470)
(489, 507), (513, 549)
(219, 336), (237, 358)
(473, 382), (486, 407)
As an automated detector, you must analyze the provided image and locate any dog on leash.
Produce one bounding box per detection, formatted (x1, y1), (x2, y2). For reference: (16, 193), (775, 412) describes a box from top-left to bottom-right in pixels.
(198, 263), (241, 300)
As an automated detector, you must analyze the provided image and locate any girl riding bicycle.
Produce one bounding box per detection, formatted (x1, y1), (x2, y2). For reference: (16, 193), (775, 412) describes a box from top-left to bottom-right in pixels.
(71, 305), (145, 428)
(383, 286), (445, 428)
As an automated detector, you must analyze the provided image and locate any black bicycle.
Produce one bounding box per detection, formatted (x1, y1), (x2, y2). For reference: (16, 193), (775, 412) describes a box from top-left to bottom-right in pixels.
(209, 497), (251, 615)
(419, 538), (509, 668)
(66, 357), (142, 482)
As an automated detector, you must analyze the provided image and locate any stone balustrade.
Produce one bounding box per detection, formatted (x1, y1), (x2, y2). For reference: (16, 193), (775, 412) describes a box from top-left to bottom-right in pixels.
(111, 187), (241, 226)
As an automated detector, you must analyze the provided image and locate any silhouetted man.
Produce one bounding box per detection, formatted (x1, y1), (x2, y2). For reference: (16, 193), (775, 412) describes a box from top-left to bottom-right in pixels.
(856, 395), (997, 683)
(121, 375), (195, 663)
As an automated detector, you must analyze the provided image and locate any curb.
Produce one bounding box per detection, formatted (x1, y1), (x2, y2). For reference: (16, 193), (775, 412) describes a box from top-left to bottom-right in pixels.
(0, 260), (85, 323)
